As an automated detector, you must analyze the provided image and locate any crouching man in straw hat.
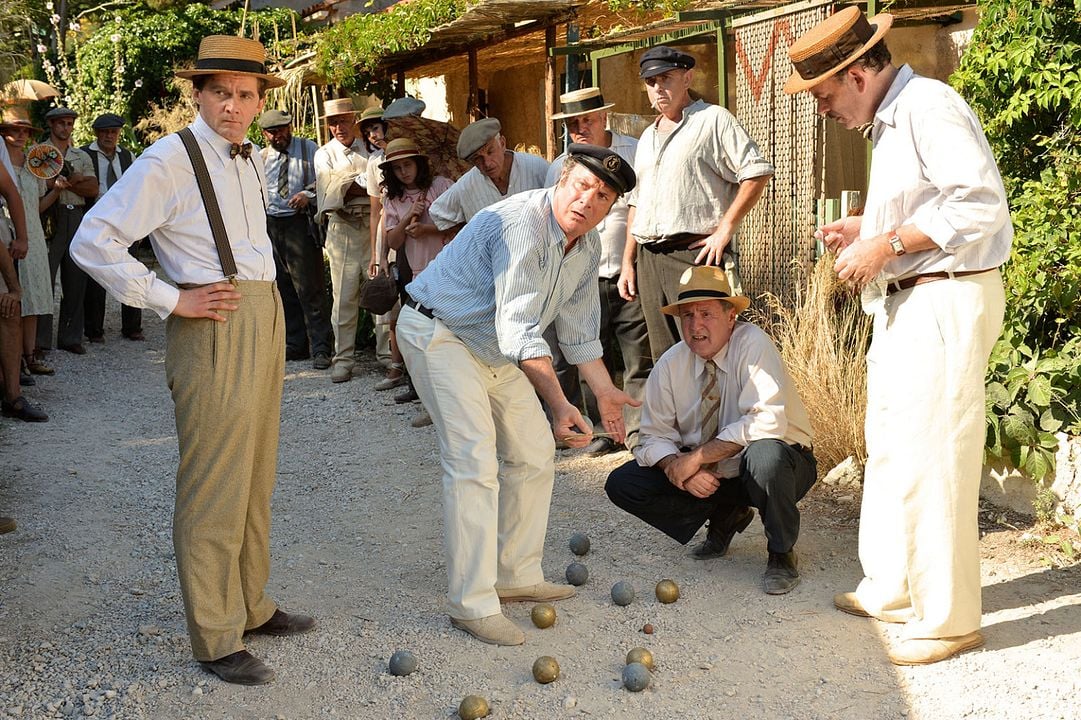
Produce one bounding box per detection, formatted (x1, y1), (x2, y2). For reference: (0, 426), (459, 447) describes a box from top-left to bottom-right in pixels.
(785, 7), (1010, 664)
(605, 266), (816, 595)
(71, 35), (316, 685)
(397, 144), (640, 646)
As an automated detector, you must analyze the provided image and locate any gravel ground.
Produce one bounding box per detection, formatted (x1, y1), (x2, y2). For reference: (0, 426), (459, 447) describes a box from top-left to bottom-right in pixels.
(1, 298), (1080, 720)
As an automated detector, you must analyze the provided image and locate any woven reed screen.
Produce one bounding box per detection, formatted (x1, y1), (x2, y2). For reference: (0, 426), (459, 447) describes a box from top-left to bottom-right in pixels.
(733, 3), (830, 306)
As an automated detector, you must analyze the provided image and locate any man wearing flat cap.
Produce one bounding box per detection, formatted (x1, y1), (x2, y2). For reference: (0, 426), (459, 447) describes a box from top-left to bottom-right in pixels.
(622, 45), (774, 363)
(397, 144), (639, 647)
(73, 35), (315, 686)
(544, 87), (651, 457)
(259, 108), (333, 370)
(39, 106), (98, 355)
(81, 112), (144, 343)
(786, 7), (1010, 665)
(606, 266), (816, 595)
(428, 116), (549, 235)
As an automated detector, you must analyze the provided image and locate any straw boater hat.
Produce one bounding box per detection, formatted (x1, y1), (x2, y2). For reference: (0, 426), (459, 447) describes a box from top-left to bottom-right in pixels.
(379, 138), (424, 171)
(551, 87), (615, 120)
(175, 35), (285, 89)
(0, 105), (42, 133)
(784, 6), (893, 94)
(661, 266), (751, 316)
(322, 98), (358, 120)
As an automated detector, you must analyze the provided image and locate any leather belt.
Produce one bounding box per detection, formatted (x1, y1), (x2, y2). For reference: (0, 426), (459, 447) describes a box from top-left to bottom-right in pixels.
(404, 297), (435, 319)
(886, 268), (995, 296)
(642, 232), (710, 253)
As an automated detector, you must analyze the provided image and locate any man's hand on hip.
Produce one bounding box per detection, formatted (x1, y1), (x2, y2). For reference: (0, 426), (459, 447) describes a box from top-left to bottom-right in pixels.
(173, 282), (241, 322)
(691, 227), (734, 266)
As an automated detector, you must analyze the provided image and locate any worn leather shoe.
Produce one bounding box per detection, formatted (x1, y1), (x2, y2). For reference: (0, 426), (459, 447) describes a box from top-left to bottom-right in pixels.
(0, 516), (15, 534)
(25, 354), (54, 375)
(331, 363), (353, 383)
(693, 506), (754, 559)
(410, 410), (432, 428)
(450, 613), (525, 646)
(497, 581), (576, 603)
(246, 609), (317, 637)
(200, 650), (275, 685)
(394, 386), (419, 403)
(888, 631), (984, 666)
(2, 396), (48, 422)
(312, 352), (332, 370)
(834, 591), (872, 617)
(763, 550), (800, 595)
(123, 330), (145, 341)
(59, 343), (86, 355)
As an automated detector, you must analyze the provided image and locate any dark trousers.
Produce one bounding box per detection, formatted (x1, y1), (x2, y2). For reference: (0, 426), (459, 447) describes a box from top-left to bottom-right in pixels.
(37, 204), (86, 350)
(266, 213), (333, 357)
(84, 244), (143, 339)
(547, 277), (652, 441)
(605, 439), (817, 554)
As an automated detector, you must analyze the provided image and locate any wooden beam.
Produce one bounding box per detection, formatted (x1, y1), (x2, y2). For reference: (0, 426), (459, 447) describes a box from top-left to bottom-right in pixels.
(545, 24), (558, 161)
(468, 48), (479, 122)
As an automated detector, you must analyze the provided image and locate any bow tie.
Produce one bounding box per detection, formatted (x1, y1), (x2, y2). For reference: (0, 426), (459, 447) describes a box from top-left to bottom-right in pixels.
(229, 142), (253, 160)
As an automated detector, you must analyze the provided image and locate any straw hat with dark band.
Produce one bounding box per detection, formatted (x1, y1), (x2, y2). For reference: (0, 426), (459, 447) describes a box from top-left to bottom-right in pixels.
(0, 106), (42, 133)
(784, 6), (893, 94)
(379, 138), (425, 171)
(176, 35), (285, 89)
(661, 266), (750, 316)
(551, 87), (615, 120)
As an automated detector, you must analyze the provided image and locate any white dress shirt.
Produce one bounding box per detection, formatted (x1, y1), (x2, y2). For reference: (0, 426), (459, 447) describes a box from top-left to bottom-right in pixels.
(634, 322), (813, 478)
(429, 151), (549, 230)
(71, 115), (275, 319)
(546, 131), (638, 280)
(314, 136), (370, 215)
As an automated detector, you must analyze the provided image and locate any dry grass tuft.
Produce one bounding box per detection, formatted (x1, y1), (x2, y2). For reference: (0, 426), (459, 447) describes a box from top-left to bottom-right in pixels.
(754, 255), (872, 476)
(134, 82), (196, 146)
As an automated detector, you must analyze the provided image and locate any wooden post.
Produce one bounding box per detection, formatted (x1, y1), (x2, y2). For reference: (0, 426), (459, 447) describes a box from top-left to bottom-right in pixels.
(396, 69), (406, 99)
(468, 48), (479, 122)
(545, 24), (558, 160)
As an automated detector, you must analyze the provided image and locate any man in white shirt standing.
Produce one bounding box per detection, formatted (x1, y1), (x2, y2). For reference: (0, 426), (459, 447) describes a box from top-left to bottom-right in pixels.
(786, 8), (1010, 665)
(72, 35), (315, 686)
(606, 266), (816, 595)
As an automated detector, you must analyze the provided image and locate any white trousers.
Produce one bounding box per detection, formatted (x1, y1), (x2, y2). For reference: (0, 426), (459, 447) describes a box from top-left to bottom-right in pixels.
(856, 270), (1005, 639)
(397, 306), (556, 619)
(325, 214), (370, 367)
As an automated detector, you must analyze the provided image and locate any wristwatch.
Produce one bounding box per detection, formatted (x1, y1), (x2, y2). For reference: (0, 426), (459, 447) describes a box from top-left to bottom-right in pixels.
(888, 232), (906, 256)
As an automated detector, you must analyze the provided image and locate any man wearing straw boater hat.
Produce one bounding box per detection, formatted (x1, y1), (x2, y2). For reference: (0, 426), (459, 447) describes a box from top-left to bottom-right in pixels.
(605, 266), (816, 595)
(785, 7), (1011, 665)
(544, 87), (651, 457)
(72, 35), (315, 685)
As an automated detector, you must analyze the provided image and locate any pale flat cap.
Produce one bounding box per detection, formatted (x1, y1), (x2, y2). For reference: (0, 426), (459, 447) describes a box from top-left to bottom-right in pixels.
(258, 109), (292, 129)
(457, 117), (501, 160)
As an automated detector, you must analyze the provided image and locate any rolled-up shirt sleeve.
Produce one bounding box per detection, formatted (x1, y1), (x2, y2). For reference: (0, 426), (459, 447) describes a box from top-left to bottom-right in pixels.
(634, 360), (683, 467)
(714, 109), (774, 183)
(429, 182), (466, 230)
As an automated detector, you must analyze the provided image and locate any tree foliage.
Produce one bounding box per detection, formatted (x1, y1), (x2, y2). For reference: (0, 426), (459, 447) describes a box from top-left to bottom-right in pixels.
(952, 0), (1081, 479)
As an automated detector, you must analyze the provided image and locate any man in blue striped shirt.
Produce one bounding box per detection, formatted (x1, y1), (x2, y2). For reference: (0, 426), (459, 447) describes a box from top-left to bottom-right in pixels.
(398, 144), (639, 647)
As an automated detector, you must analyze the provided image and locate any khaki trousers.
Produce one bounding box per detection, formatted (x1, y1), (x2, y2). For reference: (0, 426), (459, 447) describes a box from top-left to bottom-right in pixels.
(397, 306), (556, 619)
(325, 213), (371, 368)
(856, 270), (1004, 640)
(165, 280), (285, 661)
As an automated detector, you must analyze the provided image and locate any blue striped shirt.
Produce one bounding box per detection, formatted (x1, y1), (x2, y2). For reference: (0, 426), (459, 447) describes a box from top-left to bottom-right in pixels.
(261, 136), (319, 217)
(407, 187), (603, 367)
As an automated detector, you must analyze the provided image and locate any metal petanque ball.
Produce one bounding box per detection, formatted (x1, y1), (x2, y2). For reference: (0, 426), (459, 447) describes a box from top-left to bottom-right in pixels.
(568, 532), (591, 556)
(565, 561), (589, 586)
(531, 603), (557, 629)
(611, 581), (635, 606)
(655, 579), (680, 604)
(622, 661), (652, 692)
(532, 655), (561, 684)
(388, 649), (417, 676)
(625, 647), (654, 671)
(458, 694), (490, 719)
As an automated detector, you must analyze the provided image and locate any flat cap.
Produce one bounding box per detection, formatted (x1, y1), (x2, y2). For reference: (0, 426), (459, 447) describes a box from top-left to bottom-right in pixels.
(639, 46), (695, 79)
(457, 117), (501, 160)
(44, 106), (78, 121)
(258, 109), (292, 130)
(385, 96), (426, 119)
(567, 143), (636, 195)
(91, 113), (125, 130)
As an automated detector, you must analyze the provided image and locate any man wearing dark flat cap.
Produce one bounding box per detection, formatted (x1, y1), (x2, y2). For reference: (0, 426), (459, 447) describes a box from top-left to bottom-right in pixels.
(621, 45), (774, 362)
(428, 116), (549, 236)
(73, 35), (315, 686)
(786, 7), (1010, 666)
(38, 106), (98, 355)
(81, 112), (143, 343)
(398, 144), (640, 647)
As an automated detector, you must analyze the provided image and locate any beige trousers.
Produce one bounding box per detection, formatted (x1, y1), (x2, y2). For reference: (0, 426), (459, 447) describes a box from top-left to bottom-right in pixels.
(856, 270), (1004, 640)
(325, 212), (371, 368)
(165, 280), (285, 661)
(397, 306), (556, 619)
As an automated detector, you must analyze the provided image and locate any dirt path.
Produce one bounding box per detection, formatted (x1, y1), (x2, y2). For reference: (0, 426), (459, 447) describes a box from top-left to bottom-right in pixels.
(1, 301), (1079, 719)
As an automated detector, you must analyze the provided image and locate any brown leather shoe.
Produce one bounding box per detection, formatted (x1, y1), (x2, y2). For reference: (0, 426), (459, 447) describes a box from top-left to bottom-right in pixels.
(888, 631), (984, 666)
(833, 591), (872, 617)
(246, 608), (317, 637)
(693, 506), (754, 559)
(24, 354), (54, 375)
(0, 516), (15, 534)
(200, 650), (275, 685)
(2, 396), (48, 422)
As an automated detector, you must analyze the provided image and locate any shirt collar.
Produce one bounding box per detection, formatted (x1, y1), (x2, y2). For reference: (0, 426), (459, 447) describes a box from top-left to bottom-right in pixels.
(191, 114), (240, 164)
(330, 136), (365, 155)
(874, 64), (915, 131)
